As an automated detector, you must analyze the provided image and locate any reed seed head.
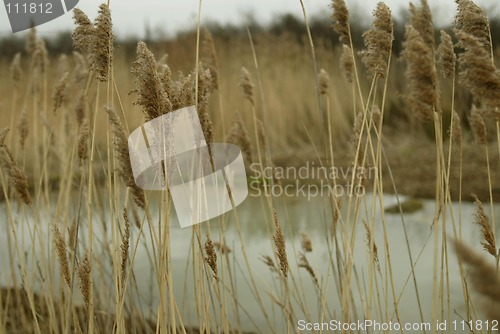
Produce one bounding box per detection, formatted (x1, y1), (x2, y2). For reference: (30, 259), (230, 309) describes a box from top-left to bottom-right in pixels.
(360, 2), (393, 78)
(225, 113), (253, 167)
(10, 53), (22, 85)
(318, 69), (330, 95)
(453, 240), (500, 305)
(77, 250), (92, 309)
(105, 107), (146, 209)
(72, 5), (114, 82)
(272, 209), (288, 278)
(0, 128), (9, 147)
(52, 222), (71, 287)
(455, 30), (500, 108)
(363, 221), (380, 268)
(32, 39), (49, 73)
(473, 194), (496, 256)
(409, 0), (435, 50)
(470, 105), (488, 145)
(371, 105), (382, 129)
(437, 30), (456, 79)
(402, 25), (439, 122)
(93, 3), (114, 82)
(17, 108), (28, 150)
(72, 8), (94, 54)
(204, 237), (218, 280)
(298, 253), (318, 286)
(300, 231), (313, 252)
(261, 254), (277, 272)
(52, 71), (69, 113)
(132, 41), (172, 121)
(202, 28), (219, 90)
(240, 67), (255, 106)
(455, 0), (491, 51)
(213, 242), (231, 254)
(77, 119), (90, 164)
(331, 0), (350, 45)
(25, 27), (37, 55)
(0, 148), (32, 206)
(340, 44), (354, 82)
(121, 208), (130, 288)
(75, 93), (87, 128)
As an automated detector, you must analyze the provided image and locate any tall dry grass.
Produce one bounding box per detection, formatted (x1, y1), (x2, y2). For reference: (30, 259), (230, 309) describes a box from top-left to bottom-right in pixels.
(0, 0), (499, 333)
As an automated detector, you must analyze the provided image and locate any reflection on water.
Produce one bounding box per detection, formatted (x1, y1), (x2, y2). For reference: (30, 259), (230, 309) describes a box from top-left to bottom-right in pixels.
(1, 194), (499, 333)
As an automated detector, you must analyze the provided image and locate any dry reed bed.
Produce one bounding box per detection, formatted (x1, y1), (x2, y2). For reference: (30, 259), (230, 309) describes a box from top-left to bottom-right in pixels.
(0, 0), (499, 333)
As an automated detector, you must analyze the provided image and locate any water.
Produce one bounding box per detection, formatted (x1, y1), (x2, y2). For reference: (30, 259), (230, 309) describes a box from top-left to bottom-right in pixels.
(1, 194), (499, 333)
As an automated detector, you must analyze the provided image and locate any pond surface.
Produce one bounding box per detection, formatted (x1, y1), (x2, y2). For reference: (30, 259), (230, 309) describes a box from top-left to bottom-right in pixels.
(1, 193), (499, 333)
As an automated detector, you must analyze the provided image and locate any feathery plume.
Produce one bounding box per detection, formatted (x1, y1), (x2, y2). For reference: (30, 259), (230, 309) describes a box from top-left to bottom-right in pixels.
(105, 107), (145, 209)
(470, 105), (488, 145)
(202, 29), (219, 90)
(298, 252), (318, 286)
(73, 51), (89, 88)
(453, 240), (500, 308)
(455, 30), (500, 108)
(77, 119), (90, 164)
(32, 39), (49, 73)
(93, 4), (114, 82)
(213, 242), (231, 254)
(17, 108), (28, 150)
(409, 0), (435, 50)
(132, 41), (172, 121)
(72, 8), (94, 54)
(371, 105), (382, 129)
(240, 67), (255, 106)
(401, 25), (439, 121)
(196, 65), (215, 152)
(170, 70), (193, 111)
(72, 5), (114, 82)
(53, 223), (71, 287)
(52, 71), (69, 113)
(0, 147), (31, 206)
(437, 30), (456, 78)
(331, 0), (350, 45)
(225, 113), (253, 167)
(0, 128), (9, 147)
(272, 209), (288, 278)
(472, 194), (496, 257)
(120, 208), (130, 287)
(455, 0), (491, 52)
(318, 69), (330, 95)
(25, 27), (37, 55)
(75, 93), (87, 128)
(340, 44), (354, 82)
(10, 53), (22, 86)
(363, 221), (380, 268)
(300, 231), (313, 252)
(359, 2), (393, 78)
(77, 250), (91, 309)
(204, 237), (218, 280)
(261, 254), (277, 272)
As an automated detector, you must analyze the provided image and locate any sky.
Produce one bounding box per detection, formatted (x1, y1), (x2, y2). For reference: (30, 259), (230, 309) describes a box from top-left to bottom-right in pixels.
(0, 0), (498, 39)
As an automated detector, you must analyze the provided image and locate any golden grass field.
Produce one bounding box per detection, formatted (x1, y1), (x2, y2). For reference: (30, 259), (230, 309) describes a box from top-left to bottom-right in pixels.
(0, 0), (500, 333)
